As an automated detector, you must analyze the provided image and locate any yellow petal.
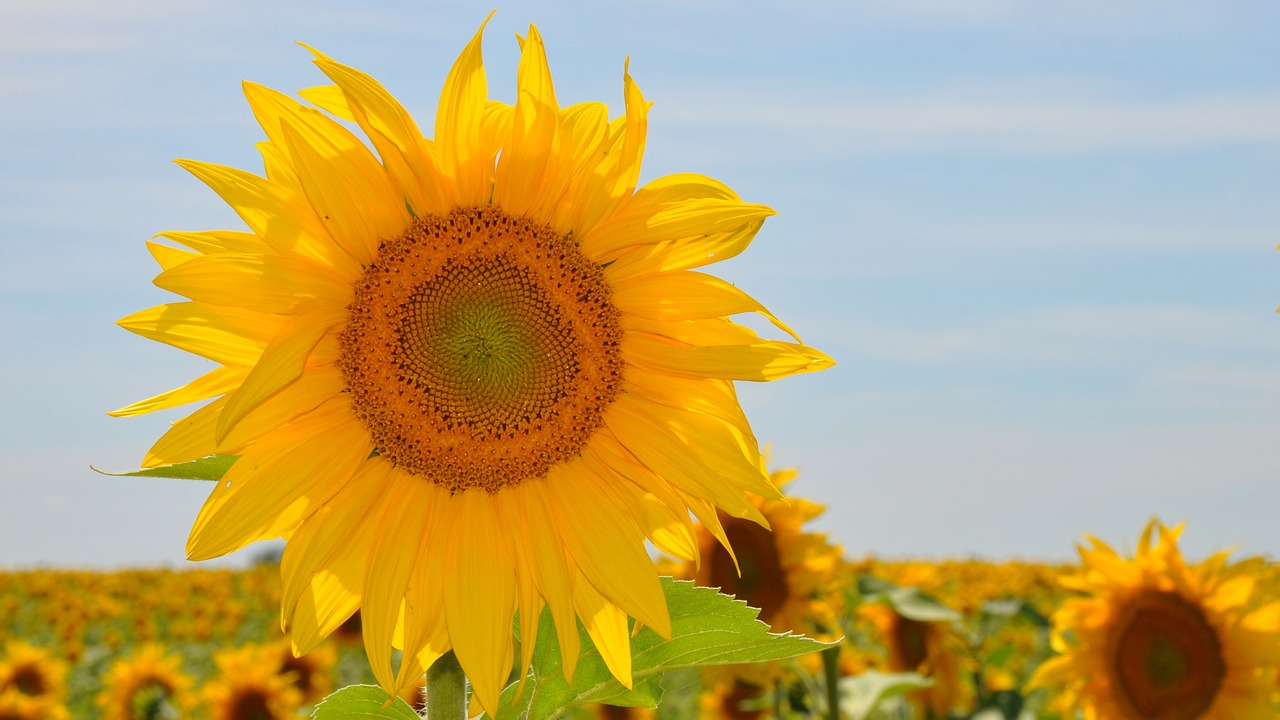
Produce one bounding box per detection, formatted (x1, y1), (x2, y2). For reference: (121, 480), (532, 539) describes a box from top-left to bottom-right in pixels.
(185, 397), (371, 560)
(435, 12), (494, 205)
(298, 84), (355, 122)
(493, 24), (560, 215)
(215, 307), (346, 444)
(573, 574), (633, 688)
(281, 459), (389, 631)
(175, 158), (360, 278)
(622, 327), (834, 382)
(154, 229), (264, 255)
(396, 485), (451, 691)
(547, 460), (671, 639)
(304, 47), (448, 217)
(612, 270), (801, 342)
(567, 62), (649, 237)
(361, 471), (434, 691)
(146, 240), (197, 272)
(109, 365), (241, 418)
(153, 251), (351, 314)
(443, 489), (517, 717)
(117, 302), (278, 367)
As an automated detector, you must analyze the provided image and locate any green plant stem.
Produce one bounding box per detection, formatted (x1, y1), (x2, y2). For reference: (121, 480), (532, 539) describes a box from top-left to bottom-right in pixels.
(822, 645), (840, 720)
(426, 651), (467, 720)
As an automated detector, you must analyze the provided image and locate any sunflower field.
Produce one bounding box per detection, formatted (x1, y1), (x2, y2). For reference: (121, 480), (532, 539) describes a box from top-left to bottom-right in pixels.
(5, 499), (1278, 719)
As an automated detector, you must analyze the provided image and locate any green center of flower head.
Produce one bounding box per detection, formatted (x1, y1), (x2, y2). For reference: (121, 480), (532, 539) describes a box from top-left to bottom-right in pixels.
(340, 206), (624, 493)
(1111, 590), (1225, 720)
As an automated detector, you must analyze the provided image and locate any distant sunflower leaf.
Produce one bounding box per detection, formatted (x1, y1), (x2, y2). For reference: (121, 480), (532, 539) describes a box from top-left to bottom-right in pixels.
(92, 455), (238, 481)
(838, 671), (933, 720)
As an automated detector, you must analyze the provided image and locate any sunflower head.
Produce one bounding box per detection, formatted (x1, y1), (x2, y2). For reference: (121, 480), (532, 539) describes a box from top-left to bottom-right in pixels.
(94, 644), (196, 720)
(859, 602), (966, 717)
(1027, 518), (1280, 720)
(116, 15), (830, 715)
(204, 646), (304, 720)
(0, 641), (66, 703)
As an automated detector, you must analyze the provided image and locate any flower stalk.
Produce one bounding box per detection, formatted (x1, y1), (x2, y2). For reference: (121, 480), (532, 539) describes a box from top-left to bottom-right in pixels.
(425, 652), (467, 720)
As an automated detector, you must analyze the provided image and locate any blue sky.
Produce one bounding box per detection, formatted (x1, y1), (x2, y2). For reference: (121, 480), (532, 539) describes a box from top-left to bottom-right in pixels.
(3, 0), (1278, 567)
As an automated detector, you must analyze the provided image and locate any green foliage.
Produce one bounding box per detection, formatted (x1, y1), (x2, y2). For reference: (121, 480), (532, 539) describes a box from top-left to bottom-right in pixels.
(838, 670), (932, 720)
(488, 577), (835, 720)
(311, 685), (421, 720)
(93, 455), (237, 481)
(857, 576), (960, 622)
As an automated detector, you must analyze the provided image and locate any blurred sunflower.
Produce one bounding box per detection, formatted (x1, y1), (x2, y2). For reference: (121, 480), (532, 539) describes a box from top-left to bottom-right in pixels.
(676, 466), (842, 682)
(860, 603), (964, 718)
(95, 644), (196, 720)
(0, 641), (66, 705)
(0, 689), (67, 720)
(264, 639), (335, 705)
(699, 678), (769, 720)
(585, 702), (657, 720)
(1027, 518), (1280, 719)
(114, 13), (830, 714)
(204, 646), (304, 720)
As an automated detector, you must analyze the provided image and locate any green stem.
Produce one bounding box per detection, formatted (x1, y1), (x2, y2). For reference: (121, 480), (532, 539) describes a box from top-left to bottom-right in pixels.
(425, 651), (468, 720)
(821, 645), (840, 720)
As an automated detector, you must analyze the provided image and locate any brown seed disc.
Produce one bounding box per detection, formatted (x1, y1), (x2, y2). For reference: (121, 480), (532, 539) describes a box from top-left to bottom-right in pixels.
(339, 205), (624, 493)
(1108, 589), (1226, 720)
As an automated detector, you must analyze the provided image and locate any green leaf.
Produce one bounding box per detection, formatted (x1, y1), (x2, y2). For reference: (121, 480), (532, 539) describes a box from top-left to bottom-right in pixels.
(311, 685), (420, 720)
(489, 577), (835, 720)
(92, 455), (238, 481)
(979, 599), (1049, 629)
(857, 575), (960, 623)
(838, 671), (932, 720)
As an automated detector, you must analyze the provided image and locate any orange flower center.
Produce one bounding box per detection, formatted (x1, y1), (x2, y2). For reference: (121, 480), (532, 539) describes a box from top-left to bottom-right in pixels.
(340, 206), (623, 493)
(1108, 590), (1225, 720)
(9, 665), (47, 696)
(708, 514), (788, 625)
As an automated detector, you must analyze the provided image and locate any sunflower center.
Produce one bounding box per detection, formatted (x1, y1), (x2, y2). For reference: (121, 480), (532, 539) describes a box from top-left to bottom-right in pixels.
(709, 514), (789, 625)
(893, 617), (931, 670)
(10, 666), (46, 696)
(340, 206), (623, 493)
(229, 689), (273, 720)
(1109, 590), (1225, 720)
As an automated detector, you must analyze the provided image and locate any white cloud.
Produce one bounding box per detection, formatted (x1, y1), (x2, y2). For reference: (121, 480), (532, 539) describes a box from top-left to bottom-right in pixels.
(661, 86), (1280, 155)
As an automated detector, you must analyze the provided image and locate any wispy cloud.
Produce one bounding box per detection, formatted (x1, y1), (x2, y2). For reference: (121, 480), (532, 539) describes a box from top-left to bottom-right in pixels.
(662, 86), (1280, 155)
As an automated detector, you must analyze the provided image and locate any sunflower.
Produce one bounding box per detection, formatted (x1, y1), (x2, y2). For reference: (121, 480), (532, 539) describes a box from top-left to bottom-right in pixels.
(1026, 518), (1280, 719)
(0, 641), (67, 704)
(204, 646), (304, 720)
(264, 638), (335, 705)
(0, 689), (68, 720)
(95, 644), (196, 720)
(859, 603), (964, 719)
(675, 466), (842, 683)
(698, 678), (770, 720)
(113, 15), (830, 714)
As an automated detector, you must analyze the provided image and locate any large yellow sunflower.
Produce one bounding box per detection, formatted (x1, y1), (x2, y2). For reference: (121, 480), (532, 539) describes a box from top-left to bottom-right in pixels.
(114, 15), (831, 714)
(1026, 519), (1280, 719)
(95, 644), (196, 720)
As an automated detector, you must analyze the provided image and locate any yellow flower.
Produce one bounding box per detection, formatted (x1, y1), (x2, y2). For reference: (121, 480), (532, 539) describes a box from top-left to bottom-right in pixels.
(95, 644), (196, 720)
(859, 603), (965, 718)
(0, 641), (66, 704)
(0, 689), (67, 720)
(1027, 518), (1280, 719)
(204, 646), (304, 720)
(114, 15), (830, 714)
(698, 678), (770, 720)
(265, 638), (335, 706)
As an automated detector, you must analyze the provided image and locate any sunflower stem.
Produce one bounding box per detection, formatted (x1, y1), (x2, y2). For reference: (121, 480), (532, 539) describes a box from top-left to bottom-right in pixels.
(425, 651), (468, 720)
(821, 645), (840, 720)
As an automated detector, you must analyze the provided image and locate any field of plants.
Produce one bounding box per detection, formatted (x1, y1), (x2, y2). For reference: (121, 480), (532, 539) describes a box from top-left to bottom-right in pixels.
(0, 552), (1086, 719)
